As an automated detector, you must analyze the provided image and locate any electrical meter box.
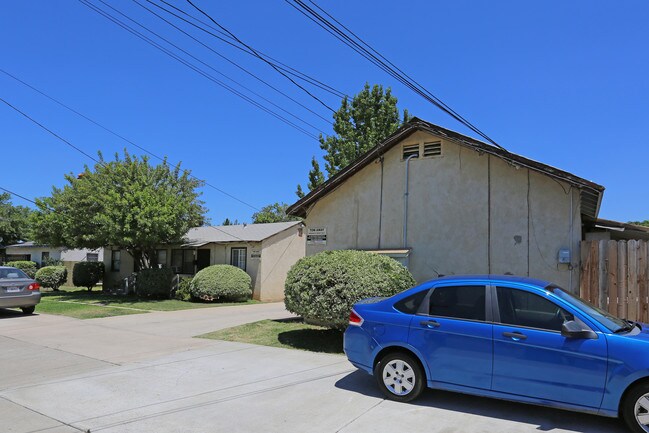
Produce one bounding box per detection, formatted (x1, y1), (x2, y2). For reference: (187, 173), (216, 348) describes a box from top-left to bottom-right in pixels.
(558, 248), (571, 264)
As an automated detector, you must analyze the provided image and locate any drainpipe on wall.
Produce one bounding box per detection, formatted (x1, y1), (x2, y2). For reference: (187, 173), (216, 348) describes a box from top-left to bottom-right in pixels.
(403, 154), (418, 248)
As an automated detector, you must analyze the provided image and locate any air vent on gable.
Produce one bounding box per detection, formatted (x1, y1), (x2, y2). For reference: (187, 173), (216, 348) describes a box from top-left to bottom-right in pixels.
(423, 141), (442, 157)
(402, 144), (420, 160)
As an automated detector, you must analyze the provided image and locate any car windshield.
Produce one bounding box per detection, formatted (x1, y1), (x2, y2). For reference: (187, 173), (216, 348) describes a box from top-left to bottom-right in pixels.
(550, 285), (628, 332)
(0, 268), (29, 280)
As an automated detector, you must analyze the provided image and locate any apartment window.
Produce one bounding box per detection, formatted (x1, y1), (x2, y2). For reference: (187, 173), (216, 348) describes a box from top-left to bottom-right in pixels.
(86, 253), (99, 262)
(41, 252), (50, 263)
(111, 250), (121, 272)
(156, 250), (168, 267)
(231, 248), (247, 271)
(172, 249), (194, 274)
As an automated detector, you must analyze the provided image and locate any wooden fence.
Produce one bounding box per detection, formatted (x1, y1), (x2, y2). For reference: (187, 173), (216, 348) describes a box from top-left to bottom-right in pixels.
(580, 240), (649, 322)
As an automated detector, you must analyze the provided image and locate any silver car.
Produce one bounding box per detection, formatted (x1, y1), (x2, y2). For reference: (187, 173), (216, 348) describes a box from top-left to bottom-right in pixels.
(0, 266), (41, 314)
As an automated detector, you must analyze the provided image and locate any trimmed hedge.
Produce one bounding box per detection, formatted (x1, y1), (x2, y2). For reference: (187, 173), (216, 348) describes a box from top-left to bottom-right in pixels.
(190, 265), (252, 302)
(35, 266), (68, 290)
(135, 268), (175, 299)
(284, 250), (416, 329)
(72, 262), (104, 291)
(5, 261), (38, 279)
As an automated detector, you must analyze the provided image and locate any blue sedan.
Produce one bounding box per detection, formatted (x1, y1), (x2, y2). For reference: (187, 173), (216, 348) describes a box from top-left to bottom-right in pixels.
(344, 275), (649, 433)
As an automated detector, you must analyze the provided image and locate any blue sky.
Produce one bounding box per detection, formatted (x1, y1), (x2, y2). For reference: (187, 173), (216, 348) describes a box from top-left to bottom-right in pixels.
(1, 1), (647, 224)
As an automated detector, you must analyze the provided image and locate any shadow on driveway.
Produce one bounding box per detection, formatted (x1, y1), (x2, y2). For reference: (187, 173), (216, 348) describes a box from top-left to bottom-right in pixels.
(335, 370), (627, 433)
(0, 308), (37, 319)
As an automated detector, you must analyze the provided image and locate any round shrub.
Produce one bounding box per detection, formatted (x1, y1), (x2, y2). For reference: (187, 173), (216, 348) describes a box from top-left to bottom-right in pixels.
(284, 250), (416, 329)
(35, 266), (68, 291)
(190, 265), (252, 302)
(72, 262), (105, 291)
(136, 268), (175, 299)
(5, 261), (38, 279)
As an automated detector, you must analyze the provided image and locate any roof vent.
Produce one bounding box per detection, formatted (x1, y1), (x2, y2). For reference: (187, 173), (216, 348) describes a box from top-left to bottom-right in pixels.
(423, 141), (442, 157)
(402, 144), (419, 160)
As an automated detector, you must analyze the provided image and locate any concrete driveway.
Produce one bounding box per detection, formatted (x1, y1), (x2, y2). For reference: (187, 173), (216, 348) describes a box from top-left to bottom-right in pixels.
(0, 305), (628, 433)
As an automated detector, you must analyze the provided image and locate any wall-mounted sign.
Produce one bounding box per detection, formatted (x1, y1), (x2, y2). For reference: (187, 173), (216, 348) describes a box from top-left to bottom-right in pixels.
(251, 250), (262, 259)
(307, 227), (327, 245)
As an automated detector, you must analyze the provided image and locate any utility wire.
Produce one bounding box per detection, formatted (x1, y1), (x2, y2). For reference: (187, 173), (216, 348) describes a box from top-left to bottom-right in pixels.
(287, 0), (507, 151)
(82, 0), (320, 141)
(0, 97), (101, 164)
(131, 0), (333, 127)
(152, 0), (347, 99)
(185, 0), (337, 113)
(0, 68), (261, 212)
(0, 186), (38, 206)
(0, 95), (254, 243)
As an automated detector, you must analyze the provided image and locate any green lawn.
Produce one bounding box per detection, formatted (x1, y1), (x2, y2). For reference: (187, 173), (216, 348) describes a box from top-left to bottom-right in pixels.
(197, 318), (344, 354)
(37, 286), (259, 319)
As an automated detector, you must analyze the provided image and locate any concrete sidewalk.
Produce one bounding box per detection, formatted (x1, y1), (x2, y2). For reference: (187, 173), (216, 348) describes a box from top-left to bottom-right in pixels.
(0, 305), (628, 433)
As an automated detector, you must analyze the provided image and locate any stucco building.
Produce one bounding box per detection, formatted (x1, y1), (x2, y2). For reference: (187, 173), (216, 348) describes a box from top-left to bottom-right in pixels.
(287, 118), (605, 292)
(104, 221), (305, 301)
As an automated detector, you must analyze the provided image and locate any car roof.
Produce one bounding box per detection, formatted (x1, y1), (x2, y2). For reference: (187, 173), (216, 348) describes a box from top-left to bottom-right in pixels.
(430, 274), (553, 288)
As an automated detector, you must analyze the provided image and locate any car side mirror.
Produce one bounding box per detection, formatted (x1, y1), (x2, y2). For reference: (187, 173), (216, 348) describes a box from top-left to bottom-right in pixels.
(561, 320), (597, 340)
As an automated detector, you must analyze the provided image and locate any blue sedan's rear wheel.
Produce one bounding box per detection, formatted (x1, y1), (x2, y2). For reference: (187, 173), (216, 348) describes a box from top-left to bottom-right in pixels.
(623, 383), (649, 433)
(374, 352), (424, 402)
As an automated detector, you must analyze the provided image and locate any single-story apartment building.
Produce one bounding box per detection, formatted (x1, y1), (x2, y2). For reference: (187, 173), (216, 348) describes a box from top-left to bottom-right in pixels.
(287, 117), (606, 293)
(3, 242), (104, 284)
(103, 221), (305, 301)
(4, 241), (102, 266)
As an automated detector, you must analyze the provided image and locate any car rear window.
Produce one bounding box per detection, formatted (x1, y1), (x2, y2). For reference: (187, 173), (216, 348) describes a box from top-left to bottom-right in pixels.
(0, 268), (29, 279)
(394, 289), (428, 314)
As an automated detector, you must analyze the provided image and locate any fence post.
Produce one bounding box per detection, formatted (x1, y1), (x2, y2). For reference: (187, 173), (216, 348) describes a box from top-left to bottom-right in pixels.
(607, 240), (618, 316)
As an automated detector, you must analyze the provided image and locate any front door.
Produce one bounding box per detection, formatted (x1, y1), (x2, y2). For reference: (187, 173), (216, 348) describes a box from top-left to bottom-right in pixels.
(196, 249), (210, 271)
(408, 284), (493, 390)
(491, 286), (607, 408)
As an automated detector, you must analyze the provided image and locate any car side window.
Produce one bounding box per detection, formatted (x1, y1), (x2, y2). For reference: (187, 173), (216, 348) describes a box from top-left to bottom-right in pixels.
(394, 289), (428, 314)
(496, 287), (573, 332)
(428, 286), (486, 321)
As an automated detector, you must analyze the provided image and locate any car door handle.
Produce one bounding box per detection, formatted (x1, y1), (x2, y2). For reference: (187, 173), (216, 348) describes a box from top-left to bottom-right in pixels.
(420, 320), (440, 328)
(502, 331), (527, 341)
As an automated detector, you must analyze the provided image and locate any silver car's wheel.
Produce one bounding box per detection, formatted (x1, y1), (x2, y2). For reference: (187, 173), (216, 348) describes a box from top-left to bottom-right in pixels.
(634, 394), (649, 432)
(374, 352), (424, 402)
(382, 359), (416, 396)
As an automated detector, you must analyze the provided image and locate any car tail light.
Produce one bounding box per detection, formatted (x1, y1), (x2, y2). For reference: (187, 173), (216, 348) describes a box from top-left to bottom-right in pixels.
(349, 309), (364, 326)
(28, 283), (40, 291)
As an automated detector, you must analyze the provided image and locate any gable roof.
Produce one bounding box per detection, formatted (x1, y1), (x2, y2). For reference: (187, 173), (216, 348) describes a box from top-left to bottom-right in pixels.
(183, 221), (302, 247)
(287, 117), (605, 219)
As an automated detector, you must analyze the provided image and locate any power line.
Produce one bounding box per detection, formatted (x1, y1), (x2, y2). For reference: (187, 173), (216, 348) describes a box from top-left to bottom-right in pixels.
(0, 68), (261, 212)
(287, 0), (507, 152)
(151, 0), (347, 99)
(0, 96), (101, 164)
(185, 0), (337, 113)
(80, 0), (320, 141)
(0, 96), (254, 243)
(0, 186), (38, 206)
(130, 0), (333, 127)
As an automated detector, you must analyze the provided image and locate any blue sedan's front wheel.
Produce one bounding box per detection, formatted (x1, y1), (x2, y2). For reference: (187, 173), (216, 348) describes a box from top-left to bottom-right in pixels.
(623, 382), (649, 433)
(374, 352), (424, 402)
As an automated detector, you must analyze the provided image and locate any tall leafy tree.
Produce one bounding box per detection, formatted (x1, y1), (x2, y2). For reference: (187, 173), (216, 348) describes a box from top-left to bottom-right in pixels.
(252, 202), (301, 224)
(320, 83), (410, 177)
(31, 151), (206, 270)
(629, 220), (649, 227)
(307, 157), (325, 190)
(0, 193), (33, 245)
(296, 83), (410, 197)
